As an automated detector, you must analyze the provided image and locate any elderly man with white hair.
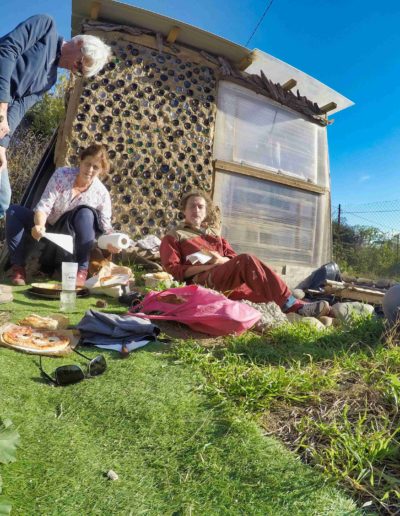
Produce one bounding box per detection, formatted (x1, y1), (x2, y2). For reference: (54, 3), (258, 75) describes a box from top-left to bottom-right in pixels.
(0, 14), (112, 218)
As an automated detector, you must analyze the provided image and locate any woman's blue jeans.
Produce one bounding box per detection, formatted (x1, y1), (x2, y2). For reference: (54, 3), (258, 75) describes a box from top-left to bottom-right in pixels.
(6, 204), (96, 269)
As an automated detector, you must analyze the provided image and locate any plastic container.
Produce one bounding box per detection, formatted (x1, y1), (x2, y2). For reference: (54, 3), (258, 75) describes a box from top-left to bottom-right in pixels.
(60, 291), (77, 312)
(62, 262), (78, 290)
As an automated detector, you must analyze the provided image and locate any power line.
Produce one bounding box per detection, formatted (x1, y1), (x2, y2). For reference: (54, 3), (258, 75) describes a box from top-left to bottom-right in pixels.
(245, 0), (276, 47)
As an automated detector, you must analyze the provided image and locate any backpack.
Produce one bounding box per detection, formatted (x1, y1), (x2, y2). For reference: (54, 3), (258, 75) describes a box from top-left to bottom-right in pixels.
(131, 285), (261, 336)
(303, 261), (342, 291)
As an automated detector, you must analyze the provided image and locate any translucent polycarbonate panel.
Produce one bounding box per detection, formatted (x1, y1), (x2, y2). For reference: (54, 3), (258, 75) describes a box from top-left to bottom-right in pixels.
(213, 170), (331, 267)
(214, 81), (330, 187)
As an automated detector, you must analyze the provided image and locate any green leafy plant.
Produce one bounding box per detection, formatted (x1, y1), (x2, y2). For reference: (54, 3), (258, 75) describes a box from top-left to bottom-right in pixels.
(0, 419), (20, 515)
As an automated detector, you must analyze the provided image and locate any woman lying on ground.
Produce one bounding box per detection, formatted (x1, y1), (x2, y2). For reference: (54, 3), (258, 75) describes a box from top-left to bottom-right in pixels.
(6, 143), (120, 287)
(160, 191), (330, 318)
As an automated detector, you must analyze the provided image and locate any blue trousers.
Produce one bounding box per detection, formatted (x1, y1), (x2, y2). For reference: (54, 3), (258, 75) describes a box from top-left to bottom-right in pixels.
(0, 169), (11, 218)
(6, 205), (96, 269)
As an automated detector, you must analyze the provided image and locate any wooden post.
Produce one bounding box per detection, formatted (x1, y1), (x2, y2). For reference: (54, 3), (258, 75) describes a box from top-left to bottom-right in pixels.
(281, 79), (297, 91)
(90, 1), (101, 20)
(166, 26), (180, 44)
(320, 101), (337, 114)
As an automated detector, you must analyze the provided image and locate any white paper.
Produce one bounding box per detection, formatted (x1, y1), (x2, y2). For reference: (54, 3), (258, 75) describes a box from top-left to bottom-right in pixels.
(94, 340), (150, 352)
(44, 233), (74, 254)
(186, 251), (212, 265)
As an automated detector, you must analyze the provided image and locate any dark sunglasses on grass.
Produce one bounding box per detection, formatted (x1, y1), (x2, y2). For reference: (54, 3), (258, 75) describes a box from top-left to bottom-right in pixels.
(39, 349), (107, 386)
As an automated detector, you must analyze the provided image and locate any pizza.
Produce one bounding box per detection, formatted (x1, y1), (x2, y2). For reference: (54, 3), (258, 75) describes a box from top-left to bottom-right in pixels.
(19, 314), (59, 330)
(2, 326), (70, 353)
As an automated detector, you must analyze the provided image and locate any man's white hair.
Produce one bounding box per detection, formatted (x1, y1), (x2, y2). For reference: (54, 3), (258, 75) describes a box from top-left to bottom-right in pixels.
(72, 35), (112, 77)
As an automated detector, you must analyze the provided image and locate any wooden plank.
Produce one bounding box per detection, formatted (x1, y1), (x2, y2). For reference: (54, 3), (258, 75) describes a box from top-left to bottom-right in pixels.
(237, 54), (254, 71)
(323, 286), (384, 305)
(90, 1), (101, 20)
(281, 79), (297, 91)
(325, 279), (386, 295)
(214, 159), (328, 194)
(166, 26), (180, 44)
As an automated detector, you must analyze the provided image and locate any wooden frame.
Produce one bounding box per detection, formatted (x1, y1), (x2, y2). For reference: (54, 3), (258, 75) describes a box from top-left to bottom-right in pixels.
(214, 159), (328, 195)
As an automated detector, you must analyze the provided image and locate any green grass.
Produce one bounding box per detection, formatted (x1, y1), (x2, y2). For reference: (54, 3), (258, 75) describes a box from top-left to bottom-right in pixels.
(0, 286), (358, 515)
(171, 317), (400, 511)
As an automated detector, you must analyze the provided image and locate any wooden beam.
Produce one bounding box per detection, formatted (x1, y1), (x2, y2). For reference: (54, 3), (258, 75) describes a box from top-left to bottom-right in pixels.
(166, 26), (180, 44)
(322, 279), (385, 305)
(90, 1), (101, 20)
(281, 79), (297, 91)
(214, 159), (328, 195)
(237, 53), (254, 71)
(319, 102), (337, 114)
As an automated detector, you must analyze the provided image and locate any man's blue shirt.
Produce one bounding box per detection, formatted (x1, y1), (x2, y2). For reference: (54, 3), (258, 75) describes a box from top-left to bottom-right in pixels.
(0, 14), (63, 147)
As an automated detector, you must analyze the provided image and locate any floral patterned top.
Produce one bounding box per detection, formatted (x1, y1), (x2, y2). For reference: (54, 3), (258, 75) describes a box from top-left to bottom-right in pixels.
(34, 167), (112, 232)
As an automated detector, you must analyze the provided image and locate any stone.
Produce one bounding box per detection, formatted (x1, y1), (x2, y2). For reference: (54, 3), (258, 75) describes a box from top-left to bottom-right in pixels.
(319, 316), (333, 327)
(341, 273), (357, 283)
(242, 300), (288, 332)
(292, 288), (305, 300)
(375, 278), (391, 289)
(107, 469), (119, 481)
(286, 312), (325, 330)
(331, 302), (374, 323)
(383, 284), (400, 325)
(356, 277), (374, 287)
(286, 312), (302, 324)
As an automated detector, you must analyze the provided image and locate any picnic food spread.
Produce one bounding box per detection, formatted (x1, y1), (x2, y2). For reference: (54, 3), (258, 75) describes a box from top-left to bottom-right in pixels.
(18, 314), (69, 330)
(1, 326), (70, 353)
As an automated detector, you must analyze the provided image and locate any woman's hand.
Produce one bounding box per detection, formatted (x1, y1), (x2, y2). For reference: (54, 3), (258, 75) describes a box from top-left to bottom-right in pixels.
(107, 243), (121, 254)
(207, 250), (230, 265)
(31, 224), (46, 241)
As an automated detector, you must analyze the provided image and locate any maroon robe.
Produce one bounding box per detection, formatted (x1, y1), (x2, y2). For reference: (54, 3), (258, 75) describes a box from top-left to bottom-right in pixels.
(160, 224), (291, 308)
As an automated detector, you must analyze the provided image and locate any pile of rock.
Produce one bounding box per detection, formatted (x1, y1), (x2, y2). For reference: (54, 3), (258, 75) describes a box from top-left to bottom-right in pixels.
(244, 299), (376, 334)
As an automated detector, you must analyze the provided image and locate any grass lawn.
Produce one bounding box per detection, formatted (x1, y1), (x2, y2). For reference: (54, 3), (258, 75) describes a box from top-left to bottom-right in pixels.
(172, 318), (400, 513)
(0, 287), (358, 515)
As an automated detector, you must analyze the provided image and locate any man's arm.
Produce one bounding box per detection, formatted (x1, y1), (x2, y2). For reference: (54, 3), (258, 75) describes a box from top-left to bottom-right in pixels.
(0, 15), (56, 104)
(0, 103), (9, 140)
(0, 92), (42, 149)
(0, 145), (7, 173)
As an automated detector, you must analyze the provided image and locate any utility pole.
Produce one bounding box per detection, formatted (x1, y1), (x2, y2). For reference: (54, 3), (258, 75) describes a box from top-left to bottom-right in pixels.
(338, 204), (341, 228)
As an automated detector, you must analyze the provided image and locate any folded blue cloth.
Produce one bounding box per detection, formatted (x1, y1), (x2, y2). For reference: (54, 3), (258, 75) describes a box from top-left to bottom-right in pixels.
(77, 310), (160, 347)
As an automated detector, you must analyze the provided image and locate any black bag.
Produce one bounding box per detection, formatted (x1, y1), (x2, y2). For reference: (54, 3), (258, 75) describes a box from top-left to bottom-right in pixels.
(303, 262), (342, 291)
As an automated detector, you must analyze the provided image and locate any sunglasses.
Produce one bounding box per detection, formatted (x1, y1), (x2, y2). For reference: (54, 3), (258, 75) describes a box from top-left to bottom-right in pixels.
(74, 49), (85, 77)
(39, 349), (106, 386)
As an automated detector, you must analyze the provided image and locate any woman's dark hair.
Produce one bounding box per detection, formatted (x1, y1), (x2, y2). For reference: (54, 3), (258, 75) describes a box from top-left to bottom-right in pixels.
(79, 144), (110, 174)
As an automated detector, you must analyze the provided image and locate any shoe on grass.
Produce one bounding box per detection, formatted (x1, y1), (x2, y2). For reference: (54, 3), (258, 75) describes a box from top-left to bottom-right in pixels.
(76, 268), (88, 288)
(9, 265), (26, 286)
(297, 300), (330, 318)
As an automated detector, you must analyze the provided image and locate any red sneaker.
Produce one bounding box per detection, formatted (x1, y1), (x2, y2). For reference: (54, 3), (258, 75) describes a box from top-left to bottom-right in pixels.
(10, 265), (26, 286)
(76, 269), (88, 288)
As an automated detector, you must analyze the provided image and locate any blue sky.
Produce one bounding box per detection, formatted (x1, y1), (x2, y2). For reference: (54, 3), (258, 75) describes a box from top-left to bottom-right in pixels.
(2, 0), (400, 210)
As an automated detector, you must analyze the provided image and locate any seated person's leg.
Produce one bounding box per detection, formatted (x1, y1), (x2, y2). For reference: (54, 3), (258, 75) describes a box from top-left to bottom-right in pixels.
(5, 205), (35, 285)
(199, 253), (330, 318)
(71, 207), (96, 286)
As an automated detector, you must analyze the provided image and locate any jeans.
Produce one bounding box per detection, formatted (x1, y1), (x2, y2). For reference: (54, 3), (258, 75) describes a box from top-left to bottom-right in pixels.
(6, 204), (96, 269)
(0, 168), (11, 219)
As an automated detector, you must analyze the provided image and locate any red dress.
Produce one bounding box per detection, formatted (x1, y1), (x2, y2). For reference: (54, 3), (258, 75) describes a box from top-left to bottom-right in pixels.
(160, 224), (291, 308)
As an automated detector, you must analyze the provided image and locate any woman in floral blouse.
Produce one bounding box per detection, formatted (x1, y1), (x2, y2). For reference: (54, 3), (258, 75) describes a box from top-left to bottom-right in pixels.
(6, 143), (119, 286)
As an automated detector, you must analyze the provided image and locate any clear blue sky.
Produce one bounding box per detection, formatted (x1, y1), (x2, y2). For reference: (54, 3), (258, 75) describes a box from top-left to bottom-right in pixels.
(2, 0), (400, 209)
